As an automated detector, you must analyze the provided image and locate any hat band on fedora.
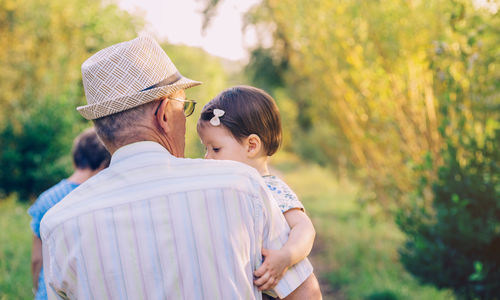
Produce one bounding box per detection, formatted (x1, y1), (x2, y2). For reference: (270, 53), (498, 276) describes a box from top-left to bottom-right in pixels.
(141, 71), (182, 92)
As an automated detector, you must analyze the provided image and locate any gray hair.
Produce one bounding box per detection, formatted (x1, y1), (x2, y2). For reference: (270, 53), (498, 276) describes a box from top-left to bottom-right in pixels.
(92, 101), (157, 147)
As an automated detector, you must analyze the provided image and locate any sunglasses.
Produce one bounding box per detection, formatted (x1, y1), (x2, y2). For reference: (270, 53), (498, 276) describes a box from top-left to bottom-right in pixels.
(154, 97), (197, 117)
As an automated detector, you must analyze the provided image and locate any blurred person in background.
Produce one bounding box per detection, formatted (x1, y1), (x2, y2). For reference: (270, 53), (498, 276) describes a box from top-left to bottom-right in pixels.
(28, 127), (110, 300)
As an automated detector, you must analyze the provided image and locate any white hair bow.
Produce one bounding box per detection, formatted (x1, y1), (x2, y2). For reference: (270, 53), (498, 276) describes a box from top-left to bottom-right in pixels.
(210, 109), (225, 126)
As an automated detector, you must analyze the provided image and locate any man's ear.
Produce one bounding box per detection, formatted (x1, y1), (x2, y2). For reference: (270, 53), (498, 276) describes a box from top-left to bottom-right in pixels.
(246, 134), (263, 158)
(154, 98), (170, 133)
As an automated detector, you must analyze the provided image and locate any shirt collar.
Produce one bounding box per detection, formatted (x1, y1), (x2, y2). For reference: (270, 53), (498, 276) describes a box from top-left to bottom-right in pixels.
(110, 141), (174, 166)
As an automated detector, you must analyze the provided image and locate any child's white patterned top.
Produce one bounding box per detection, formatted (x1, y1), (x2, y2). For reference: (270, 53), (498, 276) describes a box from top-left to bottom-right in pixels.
(263, 175), (305, 213)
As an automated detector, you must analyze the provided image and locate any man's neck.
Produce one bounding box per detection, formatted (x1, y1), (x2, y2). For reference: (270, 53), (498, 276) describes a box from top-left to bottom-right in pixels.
(104, 128), (184, 158)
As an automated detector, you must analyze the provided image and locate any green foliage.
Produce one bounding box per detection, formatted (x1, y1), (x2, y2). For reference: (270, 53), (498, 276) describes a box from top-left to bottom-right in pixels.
(365, 291), (399, 300)
(245, 47), (287, 93)
(0, 97), (78, 200)
(394, 2), (500, 298)
(238, 0), (499, 209)
(394, 3), (500, 297)
(0, 0), (140, 199)
(397, 126), (500, 298)
(0, 0), (140, 112)
(0, 196), (31, 299)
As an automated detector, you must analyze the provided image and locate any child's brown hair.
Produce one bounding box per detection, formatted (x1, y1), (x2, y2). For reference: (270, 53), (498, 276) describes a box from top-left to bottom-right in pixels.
(198, 85), (282, 156)
(72, 127), (111, 170)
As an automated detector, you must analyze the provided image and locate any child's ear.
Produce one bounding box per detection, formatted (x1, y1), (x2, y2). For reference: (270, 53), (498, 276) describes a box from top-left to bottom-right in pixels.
(246, 134), (262, 158)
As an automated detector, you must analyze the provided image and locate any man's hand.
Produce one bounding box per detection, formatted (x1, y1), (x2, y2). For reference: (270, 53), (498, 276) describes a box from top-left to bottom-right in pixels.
(254, 248), (291, 291)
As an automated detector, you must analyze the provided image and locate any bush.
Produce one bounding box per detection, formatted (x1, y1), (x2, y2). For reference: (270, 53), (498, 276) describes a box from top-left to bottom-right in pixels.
(365, 291), (399, 300)
(0, 0), (140, 201)
(397, 127), (500, 299)
(0, 98), (83, 201)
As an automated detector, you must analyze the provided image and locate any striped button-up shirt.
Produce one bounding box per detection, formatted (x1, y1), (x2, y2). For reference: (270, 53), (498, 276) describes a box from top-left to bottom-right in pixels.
(40, 141), (313, 299)
(29, 179), (80, 300)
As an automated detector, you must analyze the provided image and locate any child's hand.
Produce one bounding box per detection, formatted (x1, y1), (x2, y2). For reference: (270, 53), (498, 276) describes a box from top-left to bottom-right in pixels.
(253, 248), (291, 291)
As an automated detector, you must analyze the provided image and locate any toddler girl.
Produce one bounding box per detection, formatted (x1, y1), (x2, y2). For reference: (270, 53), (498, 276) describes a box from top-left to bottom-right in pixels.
(197, 85), (316, 294)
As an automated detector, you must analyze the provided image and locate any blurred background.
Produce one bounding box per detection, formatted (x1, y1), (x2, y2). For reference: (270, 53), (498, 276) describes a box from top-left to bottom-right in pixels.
(0, 0), (498, 299)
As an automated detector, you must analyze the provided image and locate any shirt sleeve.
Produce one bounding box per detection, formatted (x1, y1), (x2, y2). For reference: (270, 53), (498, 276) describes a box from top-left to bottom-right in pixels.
(28, 196), (47, 238)
(258, 179), (314, 298)
(264, 176), (305, 213)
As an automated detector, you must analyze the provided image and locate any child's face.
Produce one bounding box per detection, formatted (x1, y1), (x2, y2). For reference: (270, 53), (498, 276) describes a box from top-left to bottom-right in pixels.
(198, 122), (249, 163)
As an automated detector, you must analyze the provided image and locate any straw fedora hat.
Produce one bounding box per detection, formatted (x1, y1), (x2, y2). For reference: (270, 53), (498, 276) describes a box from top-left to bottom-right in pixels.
(77, 34), (201, 120)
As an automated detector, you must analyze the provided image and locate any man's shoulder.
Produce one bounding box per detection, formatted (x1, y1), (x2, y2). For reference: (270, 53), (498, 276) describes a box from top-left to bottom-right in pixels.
(182, 158), (263, 182)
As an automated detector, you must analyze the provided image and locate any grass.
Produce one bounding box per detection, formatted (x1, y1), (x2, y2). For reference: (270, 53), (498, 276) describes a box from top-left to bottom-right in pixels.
(0, 155), (455, 300)
(0, 195), (32, 300)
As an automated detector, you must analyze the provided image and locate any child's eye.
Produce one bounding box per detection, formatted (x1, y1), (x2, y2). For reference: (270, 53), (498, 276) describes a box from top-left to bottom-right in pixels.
(213, 148), (220, 153)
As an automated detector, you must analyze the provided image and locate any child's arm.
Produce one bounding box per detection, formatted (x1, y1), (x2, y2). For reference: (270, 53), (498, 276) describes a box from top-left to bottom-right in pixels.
(31, 235), (43, 292)
(253, 209), (316, 291)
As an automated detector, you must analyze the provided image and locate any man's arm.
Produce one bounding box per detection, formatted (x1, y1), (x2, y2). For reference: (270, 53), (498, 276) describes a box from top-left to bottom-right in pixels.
(282, 273), (322, 300)
(31, 235), (43, 292)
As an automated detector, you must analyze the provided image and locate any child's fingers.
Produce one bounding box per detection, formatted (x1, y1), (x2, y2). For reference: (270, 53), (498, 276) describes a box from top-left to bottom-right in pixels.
(254, 248), (270, 277)
(258, 277), (278, 291)
(254, 264), (266, 277)
(254, 272), (271, 287)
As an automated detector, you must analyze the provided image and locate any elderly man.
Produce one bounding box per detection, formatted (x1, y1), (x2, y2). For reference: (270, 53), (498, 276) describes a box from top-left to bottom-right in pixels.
(40, 35), (321, 299)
